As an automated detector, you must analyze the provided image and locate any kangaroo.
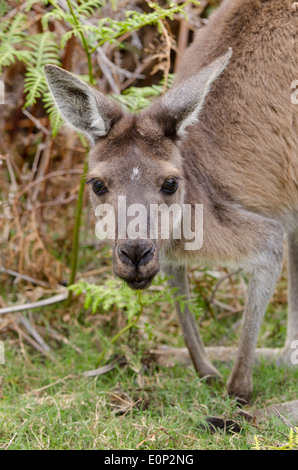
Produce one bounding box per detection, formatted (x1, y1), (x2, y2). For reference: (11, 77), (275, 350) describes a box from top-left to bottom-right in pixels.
(45, 0), (298, 403)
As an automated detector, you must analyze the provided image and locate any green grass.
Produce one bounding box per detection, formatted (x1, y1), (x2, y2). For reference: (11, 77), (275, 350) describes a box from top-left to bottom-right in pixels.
(1, 306), (298, 450)
(0, 242), (296, 450)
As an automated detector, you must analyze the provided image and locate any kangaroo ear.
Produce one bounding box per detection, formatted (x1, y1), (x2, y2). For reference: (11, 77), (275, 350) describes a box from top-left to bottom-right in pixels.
(151, 48), (233, 138)
(44, 65), (123, 143)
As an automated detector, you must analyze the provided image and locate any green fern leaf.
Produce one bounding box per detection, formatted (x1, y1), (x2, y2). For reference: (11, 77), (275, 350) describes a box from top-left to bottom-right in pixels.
(41, 4), (68, 31)
(0, 13), (27, 42)
(24, 68), (48, 107)
(111, 75), (174, 112)
(25, 32), (60, 69)
(74, 0), (104, 18)
(0, 13), (31, 72)
(23, 32), (60, 109)
(43, 91), (63, 136)
(24, 0), (51, 12)
(0, 45), (31, 70)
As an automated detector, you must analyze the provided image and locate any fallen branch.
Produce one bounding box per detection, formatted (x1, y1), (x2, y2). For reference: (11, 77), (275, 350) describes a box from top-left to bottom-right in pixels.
(82, 363), (118, 378)
(271, 407), (298, 432)
(22, 109), (51, 135)
(19, 315), (51, 353)
(149, 346), (281, 366)
(0, 291), (68, 315)
(9, 323), (55, 361)
(0, 266), (50, 288)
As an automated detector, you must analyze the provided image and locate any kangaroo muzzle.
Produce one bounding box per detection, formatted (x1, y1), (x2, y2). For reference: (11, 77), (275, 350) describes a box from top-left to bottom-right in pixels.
(114, 240), (159, 289)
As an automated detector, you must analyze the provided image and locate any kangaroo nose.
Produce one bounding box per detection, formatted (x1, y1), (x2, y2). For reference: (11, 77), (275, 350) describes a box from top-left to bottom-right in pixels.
(118, 243), (154, 266)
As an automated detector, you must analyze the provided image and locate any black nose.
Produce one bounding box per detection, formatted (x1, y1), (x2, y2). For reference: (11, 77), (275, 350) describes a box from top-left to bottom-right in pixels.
(118, 243), (154, 266)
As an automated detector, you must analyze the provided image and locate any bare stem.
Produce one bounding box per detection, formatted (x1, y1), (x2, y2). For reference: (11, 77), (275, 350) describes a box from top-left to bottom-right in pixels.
(65, 0), (95, 84)
(97, 291), (144, 365)
(66, 156), (88, 306)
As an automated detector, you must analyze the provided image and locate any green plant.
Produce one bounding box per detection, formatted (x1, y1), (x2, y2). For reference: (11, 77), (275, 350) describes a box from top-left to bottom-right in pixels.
(0, 0), (196, 134)
(111, 75), (175, 112)
(253, 428), (298, 450)
(0, 12), (62, 134)
(66, 156), (89, 307)
(69, 275), (182, 364)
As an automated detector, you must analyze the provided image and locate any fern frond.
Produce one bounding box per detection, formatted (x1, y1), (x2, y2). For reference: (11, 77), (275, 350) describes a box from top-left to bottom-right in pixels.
(74, 0), (104, 18)
(70, 276), (176, 316)
(60, 26), (85, 49)
(24, 0), (51, 12)
(24, 68), (48, 107)
(0, 13), (31, 72)
(44, 0), (104, 48)
(252, 436), (261, 450)
(24, 32), (60, 108)
(89, 0), (197, 50)
(111, 74), (174, 112)
(0, 45), (31, 70)
(288, 429), (295, 449)
(0, 13), (27, 41)
(41, 3), (68, 31)
(25, 32), (60, 69)
(42, 91), (63, 136)
(41, 0), (104, 34)
(0, 0), (8, 16)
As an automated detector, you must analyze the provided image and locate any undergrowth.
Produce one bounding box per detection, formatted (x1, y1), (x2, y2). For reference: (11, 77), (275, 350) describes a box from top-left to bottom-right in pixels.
(0, 0), (194, 134)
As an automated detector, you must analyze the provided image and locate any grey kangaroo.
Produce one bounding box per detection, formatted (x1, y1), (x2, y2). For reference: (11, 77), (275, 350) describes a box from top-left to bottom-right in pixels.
(45, 0), (298, 403)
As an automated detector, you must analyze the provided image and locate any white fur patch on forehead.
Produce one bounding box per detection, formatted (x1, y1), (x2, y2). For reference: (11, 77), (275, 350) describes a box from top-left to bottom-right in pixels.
(131, 167), (141, 181)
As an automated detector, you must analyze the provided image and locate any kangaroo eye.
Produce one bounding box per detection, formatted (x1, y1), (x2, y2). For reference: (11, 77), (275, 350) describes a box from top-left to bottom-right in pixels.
(91, 180), (108, 196)
(161, 178), (178, 194)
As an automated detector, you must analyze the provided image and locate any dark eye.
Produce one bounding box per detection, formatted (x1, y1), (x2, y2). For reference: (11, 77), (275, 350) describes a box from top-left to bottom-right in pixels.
(161, 178), (178, 194)
(91, 180), (108, 196)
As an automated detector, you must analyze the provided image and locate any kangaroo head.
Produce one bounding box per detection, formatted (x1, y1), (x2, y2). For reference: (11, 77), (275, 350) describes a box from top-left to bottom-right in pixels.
(44, 49), (232, 289)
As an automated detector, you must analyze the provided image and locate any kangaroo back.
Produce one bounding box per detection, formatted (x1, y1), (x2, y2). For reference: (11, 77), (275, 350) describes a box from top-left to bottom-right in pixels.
(177, 0), (298, 226)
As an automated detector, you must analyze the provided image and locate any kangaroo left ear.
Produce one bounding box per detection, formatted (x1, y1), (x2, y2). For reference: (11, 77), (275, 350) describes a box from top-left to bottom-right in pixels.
(149, 48), (233, 138)
(44, 65), (123, 143)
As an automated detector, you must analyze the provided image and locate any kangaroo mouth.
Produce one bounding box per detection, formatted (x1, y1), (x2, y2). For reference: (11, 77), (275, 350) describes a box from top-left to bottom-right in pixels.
(126, 274), (156, 290)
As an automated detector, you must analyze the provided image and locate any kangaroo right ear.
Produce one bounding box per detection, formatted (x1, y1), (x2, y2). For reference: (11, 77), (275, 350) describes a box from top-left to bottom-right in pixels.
(44, 65), (123, 143)
(149, 48), (232, 139)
